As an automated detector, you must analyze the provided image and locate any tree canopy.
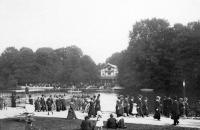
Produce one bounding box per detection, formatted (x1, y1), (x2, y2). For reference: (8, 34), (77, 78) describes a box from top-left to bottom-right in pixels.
(107, 18), (200, 94)
(0, 45), (98, 89)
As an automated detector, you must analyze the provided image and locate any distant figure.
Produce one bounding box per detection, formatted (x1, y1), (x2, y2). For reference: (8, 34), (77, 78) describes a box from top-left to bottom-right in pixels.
(179, 98), (184, 117)
(124, 96), (130, 116)
(142, 97), (149, 117)
(195, 100), (200, 117)
(56, 96), (61, 112)
(154, 96), (161, 120)
(46, 95), (54, 115)
(132, 103), (138, 117)
(171, 96), (180, 125)
(3, 98), (7, 110)
(166, 96), (173, 117)
(137, 95), (143, 117)
(40, 95), (46, 111)
(184, 97), (189, 117)
(88, 98), (95, 118)
(34, 97), (41, 112)
(11, 92), (16, 107)
(162, 96), (168, 117)
(116, 97), (121, 117)
(95, 94), (101, 116)
(61, 96), (66, 111)
(107, 114), (117, 129)
(29, 95), (33, 105)
(81, 116), (93, 130)
(117, 97), (124, 117)
(66, 102), (77, 120)
(0, 97), (3, 110)
(129, 96), (134, 115)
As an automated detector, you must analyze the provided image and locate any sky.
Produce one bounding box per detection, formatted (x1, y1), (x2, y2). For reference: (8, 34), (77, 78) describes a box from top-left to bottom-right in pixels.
(0, 0), (200, 64)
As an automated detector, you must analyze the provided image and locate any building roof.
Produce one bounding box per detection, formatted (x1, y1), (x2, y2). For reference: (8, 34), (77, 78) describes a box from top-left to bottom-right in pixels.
(102, 63), (117, 69)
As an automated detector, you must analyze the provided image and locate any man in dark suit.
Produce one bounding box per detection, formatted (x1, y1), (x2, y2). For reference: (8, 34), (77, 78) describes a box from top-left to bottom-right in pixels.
(81, 116), (93, 130)
(107, 114), (117, 129)
(171, 96), (180, 125)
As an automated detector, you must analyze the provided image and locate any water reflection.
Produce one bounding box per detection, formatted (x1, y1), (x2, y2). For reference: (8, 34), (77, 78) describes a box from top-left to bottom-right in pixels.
(99, 93), (118, 112)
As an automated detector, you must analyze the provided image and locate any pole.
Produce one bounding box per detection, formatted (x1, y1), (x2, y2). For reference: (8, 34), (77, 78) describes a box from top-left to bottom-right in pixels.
(183, 80), (186, 117)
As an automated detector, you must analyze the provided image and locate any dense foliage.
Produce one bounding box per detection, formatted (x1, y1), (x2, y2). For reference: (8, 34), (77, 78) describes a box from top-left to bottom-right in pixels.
(107, 18), (200, 94)
(0, 45), (98, 89)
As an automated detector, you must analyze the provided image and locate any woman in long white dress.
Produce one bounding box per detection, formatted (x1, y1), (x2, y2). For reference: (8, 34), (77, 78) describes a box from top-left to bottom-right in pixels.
(132, 103), (138, 117)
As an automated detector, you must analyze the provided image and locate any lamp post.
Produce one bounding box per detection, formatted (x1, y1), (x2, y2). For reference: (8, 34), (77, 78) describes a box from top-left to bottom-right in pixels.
(183, 80), (185, 97)
(183, 80), (186, 117)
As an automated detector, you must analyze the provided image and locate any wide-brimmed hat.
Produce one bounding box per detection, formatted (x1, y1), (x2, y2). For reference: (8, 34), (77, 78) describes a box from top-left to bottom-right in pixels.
(97, 111), (102, 116)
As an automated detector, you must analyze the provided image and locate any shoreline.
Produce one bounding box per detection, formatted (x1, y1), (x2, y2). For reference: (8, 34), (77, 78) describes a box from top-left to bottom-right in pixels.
(0, 107), (200, 129)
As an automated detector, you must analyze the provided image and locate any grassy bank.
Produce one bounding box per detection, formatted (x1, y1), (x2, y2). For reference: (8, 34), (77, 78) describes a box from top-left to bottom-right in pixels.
(0, 117), (198, 130)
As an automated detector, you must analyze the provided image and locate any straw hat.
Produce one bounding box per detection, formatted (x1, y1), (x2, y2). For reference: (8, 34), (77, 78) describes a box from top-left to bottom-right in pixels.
(97, 111), (102, 116)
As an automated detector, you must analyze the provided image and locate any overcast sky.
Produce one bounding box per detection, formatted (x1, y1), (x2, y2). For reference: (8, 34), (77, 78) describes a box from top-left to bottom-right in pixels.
(0, 0), (199, 63)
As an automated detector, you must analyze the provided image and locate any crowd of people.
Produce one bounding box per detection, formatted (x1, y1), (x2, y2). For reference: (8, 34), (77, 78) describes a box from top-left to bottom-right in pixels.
(80, 94), (195, 130)
(1, 92), (200, 129)
(0, 97), (7, 110)
(115, 94), (191, 125)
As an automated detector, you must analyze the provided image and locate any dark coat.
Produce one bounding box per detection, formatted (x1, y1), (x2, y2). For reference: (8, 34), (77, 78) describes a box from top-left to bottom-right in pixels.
(46, 98), (53, 111)
(95, 99), (101, 114)
(137, 99), (143, 116)
(142, 101), (148, 116)
(154, 100), (161, 120)
(81, 120), (93, 130)
(67, 105), (77, 120)
(88, 101), (95, 117)
(171, 100), (180, 120)
(107, 117), (117, 129)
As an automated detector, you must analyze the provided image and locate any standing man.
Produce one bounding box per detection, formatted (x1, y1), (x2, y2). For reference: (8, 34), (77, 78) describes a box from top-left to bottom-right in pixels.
(124, 96), (130, 116)
(171, 96), (180, 125)
(137, 95), (143, 117)
(40, 95), (46, 111)
(129, 96), (134, 115)
(166, 96), (173, 118)
(46, 95), (54, 115)
(162, 96), (168, 117)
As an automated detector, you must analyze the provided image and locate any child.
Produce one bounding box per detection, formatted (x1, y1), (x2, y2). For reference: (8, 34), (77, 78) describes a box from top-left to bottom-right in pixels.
(132, 103), (138, 117)
(96, 111), (103, 130)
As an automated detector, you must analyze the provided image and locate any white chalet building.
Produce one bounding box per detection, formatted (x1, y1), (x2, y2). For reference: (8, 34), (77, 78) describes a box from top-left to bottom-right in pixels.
(100, 63), (118, 86)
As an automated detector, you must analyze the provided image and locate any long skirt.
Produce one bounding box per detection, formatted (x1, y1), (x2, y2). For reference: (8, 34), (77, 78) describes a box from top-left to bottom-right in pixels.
(67, 108), (77, 120)
(154, 109), (160, 120)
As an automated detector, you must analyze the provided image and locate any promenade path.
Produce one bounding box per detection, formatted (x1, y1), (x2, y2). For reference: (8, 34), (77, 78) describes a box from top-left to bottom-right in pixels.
(0, 107), (200, 129)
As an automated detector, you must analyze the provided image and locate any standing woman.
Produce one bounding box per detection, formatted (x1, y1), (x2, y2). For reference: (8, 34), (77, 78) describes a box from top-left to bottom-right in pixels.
(142, 97), (149, 117)
(129, 96), (134, 115)
(88, 98), (95, 118)
(116, 96), (120, 116)
(117, 97), (124, 117)
(154, 96), (161, 120)
(67, 102), (77, 120)
(95, 94), (101, 116)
